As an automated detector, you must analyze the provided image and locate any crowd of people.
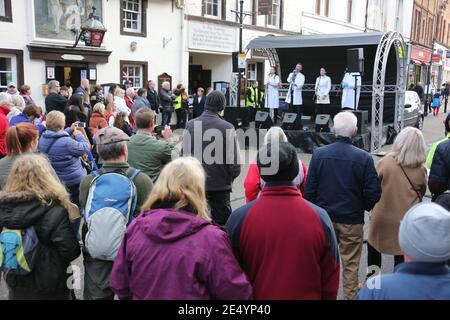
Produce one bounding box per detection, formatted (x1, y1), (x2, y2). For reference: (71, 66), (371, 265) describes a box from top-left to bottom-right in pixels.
(1, 77), (450, 301)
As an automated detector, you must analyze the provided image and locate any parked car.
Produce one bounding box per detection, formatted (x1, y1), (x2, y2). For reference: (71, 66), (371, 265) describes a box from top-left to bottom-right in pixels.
(404, 90), (424, 130)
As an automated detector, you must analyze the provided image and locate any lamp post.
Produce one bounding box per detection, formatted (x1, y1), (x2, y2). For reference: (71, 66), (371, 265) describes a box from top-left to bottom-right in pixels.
(72, 6), (107, 48)
(231, 0), (252, 109)
(424, 0), (448, 116)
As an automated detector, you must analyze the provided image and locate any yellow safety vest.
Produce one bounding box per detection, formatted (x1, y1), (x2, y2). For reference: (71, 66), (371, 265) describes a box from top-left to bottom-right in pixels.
(246, 87), (259, 107)
(174, 95), (182, 110)
(259, 91), (265, 106)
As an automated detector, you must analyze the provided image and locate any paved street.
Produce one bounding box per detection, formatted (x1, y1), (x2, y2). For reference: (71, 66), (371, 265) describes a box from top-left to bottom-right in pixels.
(0, 112), (446, 300)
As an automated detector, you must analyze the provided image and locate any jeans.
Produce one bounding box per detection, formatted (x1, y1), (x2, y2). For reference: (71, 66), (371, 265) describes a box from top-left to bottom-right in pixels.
(206, 191), (232, 226)
(67, 184), (81, 240)
(162, 110), (172, 126)
(366, 242), (404, 279)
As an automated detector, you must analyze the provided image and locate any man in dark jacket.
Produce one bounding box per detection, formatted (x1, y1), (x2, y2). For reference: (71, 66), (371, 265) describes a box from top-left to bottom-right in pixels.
(193, 87), (206, 118)
(45, 80), (68, 114)
(182, 90), (241, 225)
(305, 111), (381, 300)
(159, 81), (174, 126)
(429, 138), (450, 199)
(227, 142), (340, 300)
(413, 82), (424, 102)
(79, 127), (153, 300)
(147, 80), (160, 113)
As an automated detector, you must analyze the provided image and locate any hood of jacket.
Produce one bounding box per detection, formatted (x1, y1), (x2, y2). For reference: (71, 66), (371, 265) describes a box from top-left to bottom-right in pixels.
(41, 129), (69, 139)
(137, 208), (212, 243)
(0, 191), (49, 229)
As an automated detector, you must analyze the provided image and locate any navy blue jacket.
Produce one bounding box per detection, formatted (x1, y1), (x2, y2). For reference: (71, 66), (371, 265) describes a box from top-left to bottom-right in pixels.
(193, 95), (206, 118)
(429, 139), (450, 197)
(305, 136), (381, 224)
(357, 262), (450, 300)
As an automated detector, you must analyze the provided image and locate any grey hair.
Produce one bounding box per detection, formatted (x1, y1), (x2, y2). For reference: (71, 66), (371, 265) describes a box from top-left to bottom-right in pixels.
(48, 80), (60, 91)
(97, 141), (127, 161)
(0, 92), (12, 106)
(162, 81), (170, 90)
(264, 127), (288, 145)
(391, 127), (426, 167)
(333, 112), (357, 138)
(126, 87), (135, 95)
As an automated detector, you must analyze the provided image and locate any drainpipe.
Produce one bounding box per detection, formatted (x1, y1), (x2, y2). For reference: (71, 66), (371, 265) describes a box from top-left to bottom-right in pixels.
(364, 0), (369, 32)
(180, 2), (186, 88)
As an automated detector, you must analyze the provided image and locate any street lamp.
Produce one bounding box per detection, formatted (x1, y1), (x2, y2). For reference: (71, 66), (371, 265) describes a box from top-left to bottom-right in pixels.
(72, 6), (107, 48)
(231, 0), (252, 110)
(424, 0), (448, 116)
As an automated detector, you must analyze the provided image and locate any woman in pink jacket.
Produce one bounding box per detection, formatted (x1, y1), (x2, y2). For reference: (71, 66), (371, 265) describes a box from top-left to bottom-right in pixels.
(244, 127), (308, 203)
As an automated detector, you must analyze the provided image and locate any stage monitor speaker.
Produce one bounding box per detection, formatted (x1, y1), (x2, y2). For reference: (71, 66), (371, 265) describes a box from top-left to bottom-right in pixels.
(255, 111), (273, 129)
(282, 113), (303, 131)
(347, 48), (364, 73)
(315, 114), (331, 133)
(352, 110), (369, 134)
(224, 105), (243, 129)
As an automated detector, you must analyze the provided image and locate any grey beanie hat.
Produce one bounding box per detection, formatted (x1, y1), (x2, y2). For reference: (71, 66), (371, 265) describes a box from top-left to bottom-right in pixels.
(399, 203), (450, 263)
(205, 90), (226, 113)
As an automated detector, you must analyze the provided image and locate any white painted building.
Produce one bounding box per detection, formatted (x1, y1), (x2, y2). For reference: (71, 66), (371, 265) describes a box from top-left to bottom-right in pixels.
(0, 0), (413, 109)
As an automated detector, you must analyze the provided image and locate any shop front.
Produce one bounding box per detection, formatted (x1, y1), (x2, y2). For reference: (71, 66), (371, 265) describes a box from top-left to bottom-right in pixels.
(408, 44), (432, 86)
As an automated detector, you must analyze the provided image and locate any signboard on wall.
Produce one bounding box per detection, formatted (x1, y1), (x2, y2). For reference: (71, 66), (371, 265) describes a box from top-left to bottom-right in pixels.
(188, 21), (237, 53)
(258, 0), (273, 15)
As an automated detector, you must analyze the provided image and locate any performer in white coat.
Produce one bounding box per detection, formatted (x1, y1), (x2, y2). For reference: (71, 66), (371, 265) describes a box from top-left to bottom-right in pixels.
(265, 66), (281, 122)
(315, 68), (332, 104)
(341, 71), (362, 110)
(286, 63), (305, 117)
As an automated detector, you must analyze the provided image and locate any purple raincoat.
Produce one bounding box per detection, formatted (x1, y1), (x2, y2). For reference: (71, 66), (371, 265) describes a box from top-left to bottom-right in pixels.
(109, 208), (253, 300)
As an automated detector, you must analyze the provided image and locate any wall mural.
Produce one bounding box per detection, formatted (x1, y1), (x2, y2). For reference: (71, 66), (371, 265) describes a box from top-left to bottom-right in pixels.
(34, 0), (103, 41)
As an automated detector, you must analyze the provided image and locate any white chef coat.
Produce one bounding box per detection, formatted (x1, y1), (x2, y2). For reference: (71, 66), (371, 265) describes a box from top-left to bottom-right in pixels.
(266, 74), (281, 109)
(341, 72), (362, 110)
(315, 75), (332, 104)
(285, 71), (305, 106)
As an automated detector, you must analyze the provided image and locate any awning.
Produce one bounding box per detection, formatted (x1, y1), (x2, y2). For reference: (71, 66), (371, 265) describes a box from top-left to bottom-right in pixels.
(246, 32), (385, 49)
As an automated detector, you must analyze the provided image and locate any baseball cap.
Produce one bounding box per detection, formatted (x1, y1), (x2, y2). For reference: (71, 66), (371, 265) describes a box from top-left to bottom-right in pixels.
(7, 82), (16, 88)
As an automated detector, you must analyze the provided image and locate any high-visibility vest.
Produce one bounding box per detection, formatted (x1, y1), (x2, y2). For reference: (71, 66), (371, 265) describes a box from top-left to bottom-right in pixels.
(259, 91), (265, 106)
(174, 95), (182, 110)
(246, 87), (259, 107)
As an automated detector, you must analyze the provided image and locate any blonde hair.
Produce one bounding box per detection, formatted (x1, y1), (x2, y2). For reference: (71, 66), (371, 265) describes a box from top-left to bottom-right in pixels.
(46, 111), (66, 131)
(391, 127), (426, 167)
(142, 157), (210, 220)
(114, 88), (125, 97)
(93, 102), (106, 115)
(3, 154), (73, 212)
(264, 126), (288, 145)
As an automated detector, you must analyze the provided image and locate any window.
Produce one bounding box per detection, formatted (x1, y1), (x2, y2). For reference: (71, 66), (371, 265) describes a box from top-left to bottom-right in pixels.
(246, 63), (257, 88)
(0, 0), (12, 23)
(266, 0), (281, 27)
(0, 55), (16, 93)
(121, 0), (147, 37)
(120, 61), (148, 89)
(203, 0), (221, 18)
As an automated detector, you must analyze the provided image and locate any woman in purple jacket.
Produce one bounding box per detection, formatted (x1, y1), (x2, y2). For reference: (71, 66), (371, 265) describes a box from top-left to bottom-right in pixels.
(110, 157), (253, 300)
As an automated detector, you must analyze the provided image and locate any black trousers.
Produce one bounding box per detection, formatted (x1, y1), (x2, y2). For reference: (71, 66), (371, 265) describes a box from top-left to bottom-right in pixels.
(366, 242), (404, 279)
(206, 191), (232, 226)
(445, 97), (448, 113)
(175, 108), (186, 129)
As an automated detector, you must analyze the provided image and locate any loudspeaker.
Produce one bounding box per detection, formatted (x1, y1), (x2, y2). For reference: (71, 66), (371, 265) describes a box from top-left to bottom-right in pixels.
(224, 105), (243, 128)
(315, 114), (331, 133)
(232, 52), (239, 73)
(352, 110), (369, 134)
(347, 48), (364, 73)
(282, 113), (303, 131)
(255, 111), (273, 129)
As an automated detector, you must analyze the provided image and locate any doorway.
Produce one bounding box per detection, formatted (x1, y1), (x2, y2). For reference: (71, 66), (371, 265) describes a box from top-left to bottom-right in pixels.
(54, 63), (89, 90)
(189, 65), (212, 95)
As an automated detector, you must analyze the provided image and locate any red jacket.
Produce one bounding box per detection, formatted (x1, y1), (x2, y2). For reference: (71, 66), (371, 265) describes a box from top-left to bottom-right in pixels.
(125, 95), (135, 128)
(0, 106), (10, 157)
(244, 160), (308, 203)
(226, 185), (340, 300)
